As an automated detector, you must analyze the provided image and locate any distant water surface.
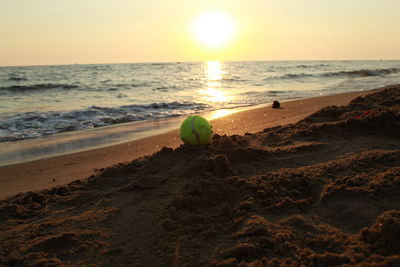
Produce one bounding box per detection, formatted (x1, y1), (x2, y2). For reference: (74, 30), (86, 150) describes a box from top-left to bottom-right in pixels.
(1, 60), (399, 142)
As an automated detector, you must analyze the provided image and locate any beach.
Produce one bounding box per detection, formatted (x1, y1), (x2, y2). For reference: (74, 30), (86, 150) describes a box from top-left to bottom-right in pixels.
(0, 88), (379, 199)
(0, 84), (399, 266)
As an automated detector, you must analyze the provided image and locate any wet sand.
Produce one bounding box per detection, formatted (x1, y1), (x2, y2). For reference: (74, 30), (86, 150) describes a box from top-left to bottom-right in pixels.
(1, 85), (399, 266)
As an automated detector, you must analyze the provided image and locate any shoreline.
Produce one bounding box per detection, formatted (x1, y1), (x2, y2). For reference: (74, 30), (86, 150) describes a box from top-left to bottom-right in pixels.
(1, 86), (389, 167)
(0, 88), (381, 199)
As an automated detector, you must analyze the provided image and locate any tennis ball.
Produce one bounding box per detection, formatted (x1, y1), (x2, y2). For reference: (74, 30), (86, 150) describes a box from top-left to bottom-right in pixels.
(180, 115), (213, 145)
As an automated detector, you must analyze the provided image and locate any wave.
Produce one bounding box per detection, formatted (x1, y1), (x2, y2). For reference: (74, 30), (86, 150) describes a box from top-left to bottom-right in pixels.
(322, 68), (399, 77)
(8, 77), (28, 81)
(222, 76), (248, 82)
(0, 101), (211, 142)
(0, 83), (79, 92)
(153, 85), (182, 91)
(149, 63), (171, 66)
(296, 63), (330, 69)
(267, 73), (314, 80)
(113, 82), (151, 88)
(268, 68), (399, 80)
(241, 90), (295, 96)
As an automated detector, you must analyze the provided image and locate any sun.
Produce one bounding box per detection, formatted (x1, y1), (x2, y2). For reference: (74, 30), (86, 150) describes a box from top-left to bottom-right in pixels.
(193, 11), (235, 48)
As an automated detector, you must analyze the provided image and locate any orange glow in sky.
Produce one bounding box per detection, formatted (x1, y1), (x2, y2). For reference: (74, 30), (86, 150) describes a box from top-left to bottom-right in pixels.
(0, 0), (399, 66)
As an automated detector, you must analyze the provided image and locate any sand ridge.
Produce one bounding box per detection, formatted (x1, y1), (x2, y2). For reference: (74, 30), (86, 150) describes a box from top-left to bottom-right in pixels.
(0, 85), (399, 266)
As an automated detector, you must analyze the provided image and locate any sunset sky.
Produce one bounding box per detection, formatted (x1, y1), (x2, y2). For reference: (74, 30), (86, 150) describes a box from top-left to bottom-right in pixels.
(1, 0), (399, 66)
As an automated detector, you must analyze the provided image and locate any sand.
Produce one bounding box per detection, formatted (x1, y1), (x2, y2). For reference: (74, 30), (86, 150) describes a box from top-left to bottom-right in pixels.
(0, 84), (399, 266)
(0, 89), (377, 200)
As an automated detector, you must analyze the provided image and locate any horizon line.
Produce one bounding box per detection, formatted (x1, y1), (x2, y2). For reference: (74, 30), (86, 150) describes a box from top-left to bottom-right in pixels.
(1, 58), (399, 68)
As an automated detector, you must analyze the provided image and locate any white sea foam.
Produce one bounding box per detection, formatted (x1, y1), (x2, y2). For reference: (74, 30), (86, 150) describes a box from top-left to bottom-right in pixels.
(0, 101), (213, 141)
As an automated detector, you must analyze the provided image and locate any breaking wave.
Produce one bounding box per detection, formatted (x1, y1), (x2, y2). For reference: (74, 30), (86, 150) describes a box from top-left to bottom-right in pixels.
(0, 101), (211, 142)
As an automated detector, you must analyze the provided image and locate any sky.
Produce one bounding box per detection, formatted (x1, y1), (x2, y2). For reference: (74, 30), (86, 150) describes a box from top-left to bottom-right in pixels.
(0, 0), (399, 66)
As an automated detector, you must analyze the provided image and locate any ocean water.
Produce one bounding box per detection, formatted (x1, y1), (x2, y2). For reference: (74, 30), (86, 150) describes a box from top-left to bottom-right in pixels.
(1, 60), (399, 144)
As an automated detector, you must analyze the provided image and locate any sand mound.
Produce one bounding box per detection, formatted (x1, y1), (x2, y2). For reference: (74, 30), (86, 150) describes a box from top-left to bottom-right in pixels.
(1, 85), (399, 266)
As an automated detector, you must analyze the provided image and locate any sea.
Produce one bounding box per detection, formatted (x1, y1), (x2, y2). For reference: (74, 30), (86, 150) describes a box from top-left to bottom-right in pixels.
(1, 60), (399, 165)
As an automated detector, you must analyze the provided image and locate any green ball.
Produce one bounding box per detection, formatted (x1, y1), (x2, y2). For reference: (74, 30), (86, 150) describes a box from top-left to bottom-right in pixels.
(180, 115), (213, 145)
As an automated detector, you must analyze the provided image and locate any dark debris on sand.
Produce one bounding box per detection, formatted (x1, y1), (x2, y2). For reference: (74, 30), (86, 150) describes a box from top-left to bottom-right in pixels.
(1, 85), (400, 266)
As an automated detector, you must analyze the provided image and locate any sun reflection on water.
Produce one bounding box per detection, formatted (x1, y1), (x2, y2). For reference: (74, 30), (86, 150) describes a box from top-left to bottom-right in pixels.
(199, 61), (233, 103)
(198, 87), (227, 102)
(206, 61), (225, 80)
